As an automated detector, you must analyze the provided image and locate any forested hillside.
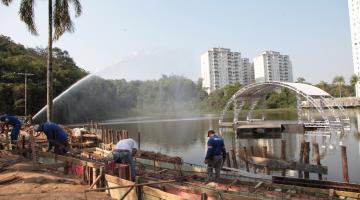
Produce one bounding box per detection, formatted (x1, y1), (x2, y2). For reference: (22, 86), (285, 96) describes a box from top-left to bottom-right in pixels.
(0, 35), (88, 115)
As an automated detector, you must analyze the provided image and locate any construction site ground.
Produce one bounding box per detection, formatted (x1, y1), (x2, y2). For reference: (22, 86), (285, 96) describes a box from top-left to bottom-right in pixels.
(0, 150), (113, 200)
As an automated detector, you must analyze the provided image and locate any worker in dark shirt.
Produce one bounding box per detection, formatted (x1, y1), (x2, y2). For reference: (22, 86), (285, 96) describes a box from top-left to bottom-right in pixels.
(33, 122), (69, 155)
(204, 130), (226, 182)
(0, 114), (22, 144)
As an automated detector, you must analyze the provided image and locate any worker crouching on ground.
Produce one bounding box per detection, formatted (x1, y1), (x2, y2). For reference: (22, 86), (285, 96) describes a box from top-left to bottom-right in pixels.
(0, 114), (22, 144)
(107, 138), (138, 181)
(33, 122), (69, 155)
(204, 130), (226, 182)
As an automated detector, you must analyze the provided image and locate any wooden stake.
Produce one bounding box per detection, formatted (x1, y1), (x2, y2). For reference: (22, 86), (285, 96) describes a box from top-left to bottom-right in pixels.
(313, 143), (322, 180)
(226, 152), (231, 167)
(243, 147), (249, 172)
(341, 145), (349, 183)
(298, 141), (305, 178)
(304, 142), (310, 179)
(201, 193), (208, 200)
(92, 167), (97, 188)
(22, 135), (26, 157)
(262, 146), (270, 175)
(138, 132), (141, 151)
(230, 149), (238, 168)
(281, 140), (286, 176)
(250, 146), (255, 156)
(101, 126), (104, 142)
(82, 166), (87, 182)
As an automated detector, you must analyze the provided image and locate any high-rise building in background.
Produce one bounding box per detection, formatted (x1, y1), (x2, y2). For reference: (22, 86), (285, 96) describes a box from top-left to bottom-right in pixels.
(201, 48), (254, 93)
(253, 51), (293, 82)
(348, 0), (360, 97)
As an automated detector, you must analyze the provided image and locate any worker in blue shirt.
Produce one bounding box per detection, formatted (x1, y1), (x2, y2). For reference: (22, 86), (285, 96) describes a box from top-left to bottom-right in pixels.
(0, 114), (22, 144)
(33, 122), (69, 155)
(204, 130), (226, 181)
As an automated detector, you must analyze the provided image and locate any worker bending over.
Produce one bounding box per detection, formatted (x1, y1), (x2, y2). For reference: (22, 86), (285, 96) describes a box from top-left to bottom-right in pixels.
(33, 122), (69, 155)
(111, 138), (138, 181)
(0, 114), (22, 144)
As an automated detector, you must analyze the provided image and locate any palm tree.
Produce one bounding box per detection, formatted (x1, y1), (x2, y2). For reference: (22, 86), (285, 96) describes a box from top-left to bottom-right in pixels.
(333, 76), (345, 98)
(316, 80), (328, 92)
(350, 74), (359, 87)
(2, 0), (82, 121)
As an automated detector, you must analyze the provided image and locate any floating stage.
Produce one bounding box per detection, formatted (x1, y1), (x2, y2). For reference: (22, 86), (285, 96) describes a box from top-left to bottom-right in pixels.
(220, 120), (330, 138)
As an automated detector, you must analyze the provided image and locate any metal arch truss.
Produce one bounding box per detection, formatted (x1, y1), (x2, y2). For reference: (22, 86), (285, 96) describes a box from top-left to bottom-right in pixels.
(219, 81), (349, 129)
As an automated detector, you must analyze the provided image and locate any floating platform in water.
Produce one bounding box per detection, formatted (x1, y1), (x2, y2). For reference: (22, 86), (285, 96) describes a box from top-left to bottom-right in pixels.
(236, 123), (283, 139)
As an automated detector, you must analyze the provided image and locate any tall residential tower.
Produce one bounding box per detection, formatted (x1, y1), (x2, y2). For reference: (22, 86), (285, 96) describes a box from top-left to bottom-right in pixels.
(253, 51), (293, 82)
(348, 0), (360, 97)
(201, 48), (254, 93)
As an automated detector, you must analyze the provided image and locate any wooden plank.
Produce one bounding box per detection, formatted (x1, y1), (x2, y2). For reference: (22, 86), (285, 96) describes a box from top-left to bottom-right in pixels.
(245, 156), (327, 174)
(143, 186), (188, 200)
(106, 178), (137, 200)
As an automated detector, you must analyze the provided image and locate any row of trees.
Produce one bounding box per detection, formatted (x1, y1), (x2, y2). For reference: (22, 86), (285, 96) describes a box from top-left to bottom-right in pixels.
(297, 76), (357, 98)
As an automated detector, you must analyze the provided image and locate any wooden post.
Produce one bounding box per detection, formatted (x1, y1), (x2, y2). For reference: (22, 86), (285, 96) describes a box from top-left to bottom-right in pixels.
(99, 167), (104, 189)
(82, 166), (87, 182)
(281, 140), (286, 176)
(92, 167), (97, 188)
(298, 141), (305, 178)
(5, 125), (9, 150)
(262, 146), (270, 175)
(29, 131), (37, 168)
(341, 145), (349, 183)
(87, 166), (92, 185)
(22, 135), (26, 157)
(250, 146), (255, 156)
(201, 193), (208, 200)
(101, 126), (104, 142)
(226, 152), (231, 167)
(124, 130), (129, 139)
(135, 176), (143, 200)
(64, 161), (70, 175)
(304, 142), (310, 179)
(313, 143), (322, 180)
(138, 131), (141, 151)
(243, 147), (249, 172)
(230, 149), (238, 168)
(110, 130), (114, 144)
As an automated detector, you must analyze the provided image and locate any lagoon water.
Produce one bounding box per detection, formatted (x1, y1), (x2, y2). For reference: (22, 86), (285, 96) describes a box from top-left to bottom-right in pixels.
(98, 109), (360, 183)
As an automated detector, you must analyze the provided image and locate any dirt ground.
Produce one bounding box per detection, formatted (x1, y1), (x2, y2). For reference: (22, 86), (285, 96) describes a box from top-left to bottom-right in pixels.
(0, 151), (113, 200)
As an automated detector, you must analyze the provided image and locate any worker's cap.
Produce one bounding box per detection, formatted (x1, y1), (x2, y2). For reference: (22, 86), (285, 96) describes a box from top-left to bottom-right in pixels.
(32, 124), (40, 132)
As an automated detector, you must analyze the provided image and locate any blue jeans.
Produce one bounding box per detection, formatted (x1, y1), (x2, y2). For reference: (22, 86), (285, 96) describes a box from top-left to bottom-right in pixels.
(112, 151), (136, 181)
(11, 124), (21, 142)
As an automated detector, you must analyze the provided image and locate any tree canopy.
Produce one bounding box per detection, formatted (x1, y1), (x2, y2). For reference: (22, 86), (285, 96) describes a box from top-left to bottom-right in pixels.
(0, 35), (87, 115)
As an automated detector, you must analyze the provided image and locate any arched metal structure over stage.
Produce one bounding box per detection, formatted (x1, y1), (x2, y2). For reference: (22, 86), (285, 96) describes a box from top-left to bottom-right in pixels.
(219, 81), (349, 129)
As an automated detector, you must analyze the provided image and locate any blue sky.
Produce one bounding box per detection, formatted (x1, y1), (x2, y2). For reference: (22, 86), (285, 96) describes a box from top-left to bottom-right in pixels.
(0, 0), (354, 83)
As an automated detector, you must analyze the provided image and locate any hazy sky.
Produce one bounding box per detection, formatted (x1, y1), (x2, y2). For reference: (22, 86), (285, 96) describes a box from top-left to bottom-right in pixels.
(0, 0), (354, 83)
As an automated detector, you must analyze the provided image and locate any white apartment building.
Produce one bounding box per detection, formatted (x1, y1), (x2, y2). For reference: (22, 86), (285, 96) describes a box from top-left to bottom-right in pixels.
(253, 51), (293, 82)
(348, 0), (360, 97)
(201, 48), (254, 93)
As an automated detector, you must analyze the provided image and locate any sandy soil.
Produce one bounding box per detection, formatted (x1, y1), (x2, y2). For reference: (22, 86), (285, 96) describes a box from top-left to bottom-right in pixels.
(0, 151), (113, 200)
